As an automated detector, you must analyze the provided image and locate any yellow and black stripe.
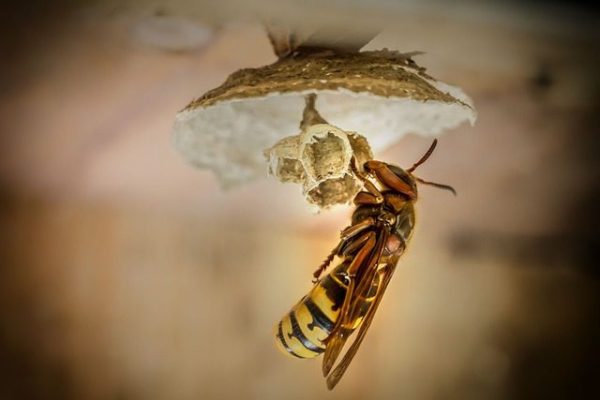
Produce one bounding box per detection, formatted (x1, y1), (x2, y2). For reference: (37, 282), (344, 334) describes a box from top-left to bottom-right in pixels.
(275, 259), (384, 358)
(275, 264), (356, 358)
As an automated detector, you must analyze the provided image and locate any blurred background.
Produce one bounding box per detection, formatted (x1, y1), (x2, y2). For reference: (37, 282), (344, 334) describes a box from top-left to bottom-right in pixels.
(1, 1), (599, 399)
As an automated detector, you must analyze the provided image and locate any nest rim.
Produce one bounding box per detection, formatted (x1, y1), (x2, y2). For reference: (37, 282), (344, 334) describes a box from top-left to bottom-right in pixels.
(181, 50), (473, 112)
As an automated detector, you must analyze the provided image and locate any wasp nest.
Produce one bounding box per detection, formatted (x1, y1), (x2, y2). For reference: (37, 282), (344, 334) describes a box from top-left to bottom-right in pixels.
(265, 122), (372, 209)
(172, 50), (476, 191)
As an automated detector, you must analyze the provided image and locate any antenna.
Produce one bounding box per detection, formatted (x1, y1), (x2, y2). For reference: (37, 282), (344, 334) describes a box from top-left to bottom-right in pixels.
(408, 139), (457, 195)
(407, 139), (437, 173)
(415, 177), (457, 196)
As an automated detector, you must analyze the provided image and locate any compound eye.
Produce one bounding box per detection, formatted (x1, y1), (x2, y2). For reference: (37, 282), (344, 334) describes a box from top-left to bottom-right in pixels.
(386, 164), (418, 196)
(387, 165), (411, 185)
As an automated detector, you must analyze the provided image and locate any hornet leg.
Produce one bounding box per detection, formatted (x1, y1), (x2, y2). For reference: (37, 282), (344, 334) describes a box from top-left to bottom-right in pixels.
(312, 217), (376, 282)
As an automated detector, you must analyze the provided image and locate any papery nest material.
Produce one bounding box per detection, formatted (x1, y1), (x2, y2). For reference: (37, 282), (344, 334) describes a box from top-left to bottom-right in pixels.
(173, 49), (476, 188)
(265, 95), (373, 209)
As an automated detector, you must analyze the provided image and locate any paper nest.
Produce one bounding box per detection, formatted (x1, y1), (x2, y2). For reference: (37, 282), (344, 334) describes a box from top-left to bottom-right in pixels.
(265, 123), (372, 209)
(172, 50), (476, 208)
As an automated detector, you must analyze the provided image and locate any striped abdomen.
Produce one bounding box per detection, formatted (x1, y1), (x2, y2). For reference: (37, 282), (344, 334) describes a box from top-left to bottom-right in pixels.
(275, 262), (376, 358)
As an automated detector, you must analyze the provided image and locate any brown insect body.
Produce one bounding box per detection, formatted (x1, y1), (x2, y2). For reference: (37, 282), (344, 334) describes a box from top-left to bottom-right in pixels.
(274, 140), (454, 389)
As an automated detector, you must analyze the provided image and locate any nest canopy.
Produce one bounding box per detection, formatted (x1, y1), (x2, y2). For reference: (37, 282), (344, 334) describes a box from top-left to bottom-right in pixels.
(173, 50), (476, 187)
